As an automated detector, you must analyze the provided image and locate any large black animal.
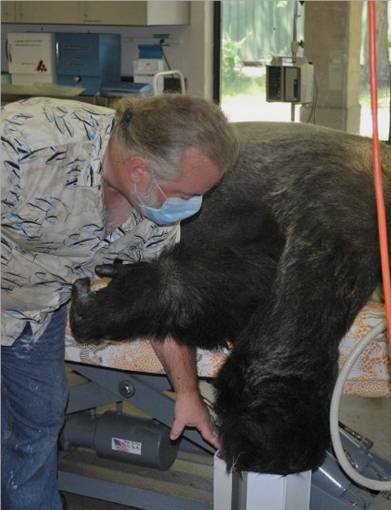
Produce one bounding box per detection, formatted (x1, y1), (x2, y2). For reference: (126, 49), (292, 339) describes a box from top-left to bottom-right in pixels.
(71, 122), (391, 474)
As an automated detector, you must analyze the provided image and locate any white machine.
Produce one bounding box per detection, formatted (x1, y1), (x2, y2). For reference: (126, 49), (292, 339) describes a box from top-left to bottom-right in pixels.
(152, 70), (186, 95)
(133, 58), (166, 86)
(133, 43), (186, 96)
(266, 56), (314, 104)
(6, 32), (56, 85)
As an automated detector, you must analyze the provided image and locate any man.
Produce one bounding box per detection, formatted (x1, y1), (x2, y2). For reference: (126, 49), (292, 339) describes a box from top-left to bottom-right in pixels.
(1, 94), (237, 509)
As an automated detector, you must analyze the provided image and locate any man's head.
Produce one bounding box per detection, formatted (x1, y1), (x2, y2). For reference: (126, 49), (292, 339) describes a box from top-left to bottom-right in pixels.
(104, 95), (238, 221)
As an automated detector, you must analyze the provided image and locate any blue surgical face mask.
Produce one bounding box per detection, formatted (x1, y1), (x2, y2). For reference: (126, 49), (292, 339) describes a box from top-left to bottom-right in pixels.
(136, 178), (203, 225)
(140, 195), (203, 225)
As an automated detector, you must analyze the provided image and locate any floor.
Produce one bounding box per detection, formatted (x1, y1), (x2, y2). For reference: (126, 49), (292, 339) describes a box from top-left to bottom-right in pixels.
(61, 393), (391, 509)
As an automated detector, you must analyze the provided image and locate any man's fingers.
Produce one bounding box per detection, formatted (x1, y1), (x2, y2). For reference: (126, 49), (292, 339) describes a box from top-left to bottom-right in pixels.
(199, 421), (221, 449)
(170, 419), (185, 441)
(170, 415), (221, 449)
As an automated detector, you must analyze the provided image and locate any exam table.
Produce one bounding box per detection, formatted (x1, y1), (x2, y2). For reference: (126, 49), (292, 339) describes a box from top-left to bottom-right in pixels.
(59, 299), (391, 509)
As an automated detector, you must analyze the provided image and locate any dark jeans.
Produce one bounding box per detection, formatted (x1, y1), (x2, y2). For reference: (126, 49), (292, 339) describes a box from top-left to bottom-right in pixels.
(2, 306), (68, 510)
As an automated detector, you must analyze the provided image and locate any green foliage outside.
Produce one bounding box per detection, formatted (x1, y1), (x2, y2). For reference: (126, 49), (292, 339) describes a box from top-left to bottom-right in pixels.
(360, 86), (390, 106)
(222, 32), (243, 83)
(222, 32), (266, 97)
(222, 73), (266, 97)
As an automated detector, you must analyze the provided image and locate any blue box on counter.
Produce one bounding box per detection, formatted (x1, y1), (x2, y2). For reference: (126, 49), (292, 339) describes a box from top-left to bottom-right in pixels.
(55, 33), (121, 95)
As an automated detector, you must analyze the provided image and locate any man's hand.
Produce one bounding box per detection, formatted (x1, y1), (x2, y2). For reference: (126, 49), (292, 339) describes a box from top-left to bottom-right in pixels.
(150, 337), (220, 449)
(171, 390), (220, 449)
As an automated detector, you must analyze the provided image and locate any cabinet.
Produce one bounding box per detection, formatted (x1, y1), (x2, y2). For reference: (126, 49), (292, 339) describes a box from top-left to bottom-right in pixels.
(146, 1), (189, 25)
(2, 1), (189, 26)
(14, 2), (82, 24)
(81, 2), (148, 25)
(1, 2), (16, 22)
(82, 2), (189, 25)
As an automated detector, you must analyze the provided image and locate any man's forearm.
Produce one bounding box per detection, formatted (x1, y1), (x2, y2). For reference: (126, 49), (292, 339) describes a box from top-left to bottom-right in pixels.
(150, 337), (220, 447)
(150, 337), (199, 394)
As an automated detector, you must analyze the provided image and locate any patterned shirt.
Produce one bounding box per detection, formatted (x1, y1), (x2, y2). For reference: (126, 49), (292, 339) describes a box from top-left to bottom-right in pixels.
(1, 97), (179, 346)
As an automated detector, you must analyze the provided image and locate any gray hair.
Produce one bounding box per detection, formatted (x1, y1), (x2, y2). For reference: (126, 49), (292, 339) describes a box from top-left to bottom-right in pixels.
(113, 94), (238, 180)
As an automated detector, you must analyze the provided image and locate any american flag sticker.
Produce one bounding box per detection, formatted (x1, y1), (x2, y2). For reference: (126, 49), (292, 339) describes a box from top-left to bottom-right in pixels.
(111, 437), (142, 456)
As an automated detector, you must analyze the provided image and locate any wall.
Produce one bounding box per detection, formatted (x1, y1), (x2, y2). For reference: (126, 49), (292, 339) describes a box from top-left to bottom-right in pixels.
(1, 23), (188, 80)
(181, 1), (214, 99)
(1, 2), (215, 98)
(301, 1), (363, 133)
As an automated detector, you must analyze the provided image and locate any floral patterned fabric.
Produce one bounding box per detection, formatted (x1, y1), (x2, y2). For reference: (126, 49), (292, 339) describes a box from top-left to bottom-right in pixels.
(65, 300), (390, 398)
(339, 300), (390, 397)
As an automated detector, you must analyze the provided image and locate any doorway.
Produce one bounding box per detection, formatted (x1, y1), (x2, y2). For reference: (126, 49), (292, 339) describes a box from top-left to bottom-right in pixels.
(217, 0), (390, 140)
(218, 0), (304, 123)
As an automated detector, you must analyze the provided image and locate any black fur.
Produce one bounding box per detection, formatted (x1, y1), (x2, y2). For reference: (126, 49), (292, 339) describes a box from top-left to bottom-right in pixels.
(70, 122), (391, 474)
(71, 244), (277, 349)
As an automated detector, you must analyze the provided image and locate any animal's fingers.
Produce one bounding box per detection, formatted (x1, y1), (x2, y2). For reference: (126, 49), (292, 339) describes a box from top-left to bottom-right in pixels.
(95, 264), (121, 278)
(72, 278), (91, 303)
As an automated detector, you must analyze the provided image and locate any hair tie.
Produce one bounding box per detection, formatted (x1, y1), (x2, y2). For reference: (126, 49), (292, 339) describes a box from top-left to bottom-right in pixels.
(121, 109), (133, 125)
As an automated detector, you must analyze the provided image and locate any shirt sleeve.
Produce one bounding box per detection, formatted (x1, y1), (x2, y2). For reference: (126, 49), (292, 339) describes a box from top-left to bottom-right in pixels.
(1, 127), (22, 216)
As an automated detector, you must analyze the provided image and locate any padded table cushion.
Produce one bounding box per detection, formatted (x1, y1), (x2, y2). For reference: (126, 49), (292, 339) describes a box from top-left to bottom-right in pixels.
(338, 300), (390, 398)
(65, 300), (390, 397)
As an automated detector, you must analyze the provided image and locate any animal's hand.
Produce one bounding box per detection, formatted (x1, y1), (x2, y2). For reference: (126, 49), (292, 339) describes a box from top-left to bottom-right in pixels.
(95, 263), (124, 279)
(70, 277), (100, 342)
(70, 275), (115, 342)
(72, 276), (91, 300)
(71, 277), (92, 320)
(70, 261), (158, 343)
(95, 262), (153, 283)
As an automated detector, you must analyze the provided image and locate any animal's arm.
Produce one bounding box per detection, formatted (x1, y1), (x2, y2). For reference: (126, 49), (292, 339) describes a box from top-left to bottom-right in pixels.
(70, 244), (276, 349)
(215, 227), (380, 474)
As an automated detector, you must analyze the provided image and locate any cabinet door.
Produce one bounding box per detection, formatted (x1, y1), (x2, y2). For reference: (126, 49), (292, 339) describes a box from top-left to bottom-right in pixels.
(147, 1), (189, 25)
(15, 2), (82, 24)
(81, 2), (148, 25)
(81, 1), (189, 26)
(1, 1), (16, 22)
(7, 1), (189, 26)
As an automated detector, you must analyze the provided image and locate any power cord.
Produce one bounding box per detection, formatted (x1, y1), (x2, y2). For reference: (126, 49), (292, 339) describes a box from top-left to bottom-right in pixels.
(160, 39), (171, 70)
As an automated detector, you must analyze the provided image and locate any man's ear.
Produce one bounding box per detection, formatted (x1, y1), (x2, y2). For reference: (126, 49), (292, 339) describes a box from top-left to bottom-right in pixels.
(125, 156), (152, 191)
